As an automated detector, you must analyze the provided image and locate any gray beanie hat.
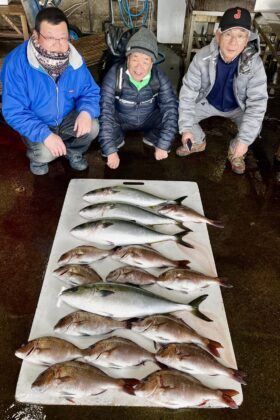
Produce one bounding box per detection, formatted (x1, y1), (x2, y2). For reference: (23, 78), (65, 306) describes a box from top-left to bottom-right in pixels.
(126, 27), (158, 62)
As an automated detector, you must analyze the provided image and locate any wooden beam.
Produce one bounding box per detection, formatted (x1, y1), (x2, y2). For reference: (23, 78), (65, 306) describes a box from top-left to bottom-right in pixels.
(253, 19), (280, 65)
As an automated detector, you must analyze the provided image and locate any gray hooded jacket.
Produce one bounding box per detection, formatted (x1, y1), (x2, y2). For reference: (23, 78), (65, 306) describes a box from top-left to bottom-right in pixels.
(179, 33), (268, 145)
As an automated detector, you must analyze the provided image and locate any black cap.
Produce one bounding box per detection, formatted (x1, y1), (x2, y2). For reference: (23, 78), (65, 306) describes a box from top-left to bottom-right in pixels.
(219, 7), (251, 32)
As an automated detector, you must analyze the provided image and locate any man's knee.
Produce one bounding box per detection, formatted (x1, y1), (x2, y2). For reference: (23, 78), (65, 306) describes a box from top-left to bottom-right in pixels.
(90, 118), (99, 140)
(25, 142), (56, 163)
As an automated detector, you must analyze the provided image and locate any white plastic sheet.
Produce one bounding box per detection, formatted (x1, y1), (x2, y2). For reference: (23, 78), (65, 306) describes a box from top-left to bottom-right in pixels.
(15, 179), (243, 407)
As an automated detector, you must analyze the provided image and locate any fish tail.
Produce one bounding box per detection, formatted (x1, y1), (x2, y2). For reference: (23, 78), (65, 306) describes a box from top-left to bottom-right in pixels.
(220, 389), (239, 409)
(177, 223), (193, 232)
(174, 195), (188, 204)
(206, 339), (223, 357)
(125, 317), (139, 330)
(218, 277), (233, 288)
(189, 294), (213, 322)
(121, 378), (140, 395)
(232, 369), (247, 385)
(175, 232), (194, 249)
(208, 219), (224, 228)
(177, 260), (190, 268)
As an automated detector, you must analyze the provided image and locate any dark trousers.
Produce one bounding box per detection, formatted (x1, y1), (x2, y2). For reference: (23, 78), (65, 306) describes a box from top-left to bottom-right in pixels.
(113, 108), (163, 147)
(22, 110), (99, 164)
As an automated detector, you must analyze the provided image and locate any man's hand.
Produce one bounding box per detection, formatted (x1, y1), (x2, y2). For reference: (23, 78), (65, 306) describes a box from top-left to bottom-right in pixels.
(181, 132), (194, 144)
(232, 141), (248, 158)
(107, 152), (120, 169)
(44, 133), (66, 157)
(154, 148), (168, 160)
(74, 111), (92, 137)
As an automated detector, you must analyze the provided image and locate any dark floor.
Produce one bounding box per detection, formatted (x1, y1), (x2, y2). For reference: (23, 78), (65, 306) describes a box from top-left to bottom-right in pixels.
(0, 42), (280, 420)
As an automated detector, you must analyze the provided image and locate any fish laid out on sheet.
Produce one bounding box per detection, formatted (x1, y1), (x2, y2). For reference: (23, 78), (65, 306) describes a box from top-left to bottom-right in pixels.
(59, 283), (212, 321)
(70, 220), (192, 248)
(83, 186), (187, 207)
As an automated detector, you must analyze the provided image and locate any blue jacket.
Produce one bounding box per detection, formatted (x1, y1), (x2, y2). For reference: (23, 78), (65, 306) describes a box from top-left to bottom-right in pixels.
(1, 40), (100, 142)
(99, 63), (178, 156)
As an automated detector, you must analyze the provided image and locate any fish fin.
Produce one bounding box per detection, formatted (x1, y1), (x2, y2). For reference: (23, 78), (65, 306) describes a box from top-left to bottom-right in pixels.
(220, 389), (239, 409)
(92, 389), (107, 396)
(178, 223), (193, 232)
(188, 294), (213, 322)
(121, 378), (140, 395)
(197, 399), (210, 407)
(218, 277), (233, 288)
(206, 339), (223, 357)
(177, 260), (190, 268)
(58, 375), (72, 383)
(102, 222), (115, 228)
(175, 232), (194, 248)
(65, 397), (76, 404)
(156, 361), (167, 370)
(174, 195), (188, 204)
(232, 369), (247, 385)
(208, 219), (224, 229)
(98, 290), (115, 297)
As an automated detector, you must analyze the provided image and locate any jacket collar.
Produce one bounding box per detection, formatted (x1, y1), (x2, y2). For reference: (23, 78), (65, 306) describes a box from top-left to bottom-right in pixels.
(27, 39), (83, 71)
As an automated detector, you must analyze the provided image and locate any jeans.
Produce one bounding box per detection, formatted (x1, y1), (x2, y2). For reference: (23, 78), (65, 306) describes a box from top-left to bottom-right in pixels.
(22, 110), (99, 164)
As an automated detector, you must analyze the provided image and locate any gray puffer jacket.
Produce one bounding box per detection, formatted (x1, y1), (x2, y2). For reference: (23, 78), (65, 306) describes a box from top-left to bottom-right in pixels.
(179, 33), (268, 145)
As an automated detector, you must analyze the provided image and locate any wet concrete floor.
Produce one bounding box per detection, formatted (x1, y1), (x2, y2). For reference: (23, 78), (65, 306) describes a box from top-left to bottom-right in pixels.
(0, 44), (279, 420)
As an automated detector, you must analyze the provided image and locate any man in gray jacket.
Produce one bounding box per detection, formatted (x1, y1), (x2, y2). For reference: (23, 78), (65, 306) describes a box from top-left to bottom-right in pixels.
(177, 6), (268, 174)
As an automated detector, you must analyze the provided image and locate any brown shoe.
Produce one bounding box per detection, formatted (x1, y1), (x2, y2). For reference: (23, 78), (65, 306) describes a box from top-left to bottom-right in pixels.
(176, 140), (206, 157)
(228, 152), (246, 175)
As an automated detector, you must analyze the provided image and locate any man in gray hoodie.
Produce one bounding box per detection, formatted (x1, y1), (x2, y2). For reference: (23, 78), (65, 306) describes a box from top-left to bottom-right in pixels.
(177, 7), (268, 174)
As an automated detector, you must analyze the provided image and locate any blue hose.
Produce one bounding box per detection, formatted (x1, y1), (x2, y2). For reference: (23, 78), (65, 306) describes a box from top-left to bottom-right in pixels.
(118, 0), (149, 28)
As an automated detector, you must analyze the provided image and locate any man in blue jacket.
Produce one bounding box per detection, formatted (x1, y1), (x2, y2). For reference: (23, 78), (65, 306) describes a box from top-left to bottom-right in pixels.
(1, 8), (100, 175)
(99, 27), (178, 169)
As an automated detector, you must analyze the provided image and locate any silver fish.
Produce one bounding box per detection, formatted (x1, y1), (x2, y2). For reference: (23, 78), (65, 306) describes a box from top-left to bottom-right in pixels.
(79, 202), (177, 226)
(154, 204), (224, 228)
(53, 264), (102, 286)
(112, 245), (190, 268)
(31, 361), (139, 401)
(105, 266), (157, 286)
(134, 369), (239, 409)
(131, 314), (221, 356)
(156, 343), (247, 385)
(54, 311), (128, 336)
(70, 220), (192, 248)
(15, 336), (83, 366)
(59, 283), (211, 321)
(157, 269), (232, 292)
(83, 336), (155, 368)
(58, 246), (113, 266)
(83, 185), (187, 207)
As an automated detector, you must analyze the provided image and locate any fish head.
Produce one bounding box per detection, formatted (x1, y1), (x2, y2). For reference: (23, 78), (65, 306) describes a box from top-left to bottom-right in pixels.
(112, 246), (130, 259)
(70, 222), (99, 241)
(15, 340), (38, 360)
(134, 373), (160, 398)
(31, 365), (63, 392)
(106, 268), (122, 282)
(156, 344), (177, 362)
(57, 250), (73, 265)
(131, 317), (155, 333)
(53, 265), (72, 278)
